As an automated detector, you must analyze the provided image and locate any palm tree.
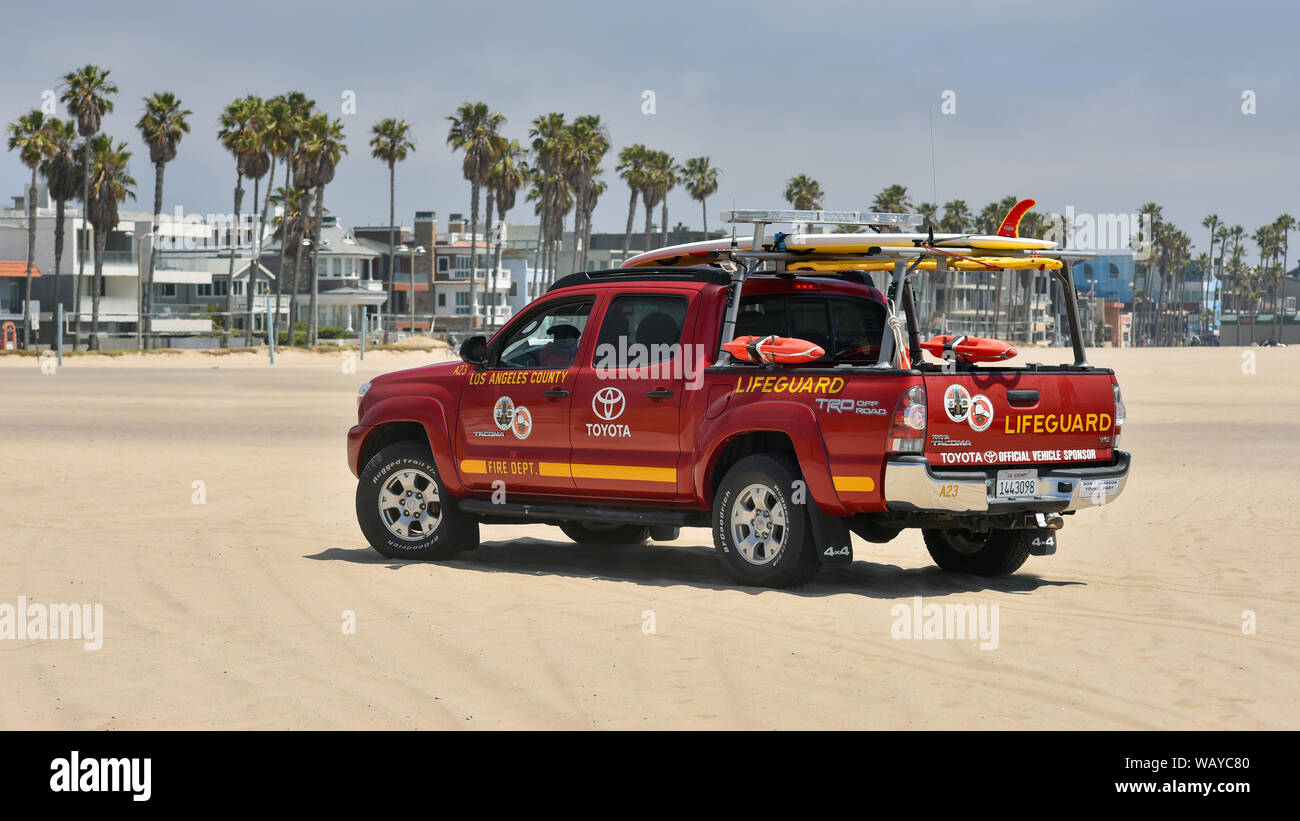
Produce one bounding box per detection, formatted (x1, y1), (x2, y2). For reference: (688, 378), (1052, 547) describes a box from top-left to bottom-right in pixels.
(1273, 214), (1294, 340)
(487, 138), (528, 330)
(1201, 214), (1220, 335)
(135, 92), (191, 349)
(5, 109), (51, 347)
(480, 133), (507, 324)
(238, 102), (271, 347)
(447, 102), (505, 328)
(40, 118), (79, 344)
(218, 96), (261, 346)
(269, 92), (314, 337)
(783, 174), (823, 211)
(641, 151), (678, 249)
(682, 156), (720, 235)
(59, 65), (118, 350)
(528, 113), (567, 294)
(368, 117), (415, 342)
(562, 115), (609, 271)
(616, 144), (650, 258)
(299, 114), (347, 346)
(84, 136), (135, 350)
(941, 199), (971, 233)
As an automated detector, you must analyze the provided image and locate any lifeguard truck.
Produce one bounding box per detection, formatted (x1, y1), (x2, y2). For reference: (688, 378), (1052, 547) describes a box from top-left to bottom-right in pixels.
(348, 201), (1129, 587)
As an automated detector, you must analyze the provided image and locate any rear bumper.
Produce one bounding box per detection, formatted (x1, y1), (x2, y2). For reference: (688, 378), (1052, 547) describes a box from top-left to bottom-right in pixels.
(883, 451), (1131, 514)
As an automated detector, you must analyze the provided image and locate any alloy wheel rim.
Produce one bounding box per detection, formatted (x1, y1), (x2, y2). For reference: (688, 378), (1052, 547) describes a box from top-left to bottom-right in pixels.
(730, 483), (788, 566)
(378, 468), (442, 541)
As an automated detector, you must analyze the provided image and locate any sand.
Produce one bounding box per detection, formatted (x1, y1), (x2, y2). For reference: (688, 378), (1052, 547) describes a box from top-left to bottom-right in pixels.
(0, 344), (1296, 729)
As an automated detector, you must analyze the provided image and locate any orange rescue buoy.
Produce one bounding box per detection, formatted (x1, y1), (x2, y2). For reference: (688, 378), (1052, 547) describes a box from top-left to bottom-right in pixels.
(723, 335), (826, 364)
(920, 335), (1017, 363)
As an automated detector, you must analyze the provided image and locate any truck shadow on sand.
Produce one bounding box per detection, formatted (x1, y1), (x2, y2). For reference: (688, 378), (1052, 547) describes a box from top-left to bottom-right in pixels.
(306, 537), (1083, 599)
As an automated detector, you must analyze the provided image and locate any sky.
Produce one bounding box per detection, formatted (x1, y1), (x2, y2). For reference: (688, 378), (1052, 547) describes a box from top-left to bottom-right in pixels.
(2, 0), (1297, 255)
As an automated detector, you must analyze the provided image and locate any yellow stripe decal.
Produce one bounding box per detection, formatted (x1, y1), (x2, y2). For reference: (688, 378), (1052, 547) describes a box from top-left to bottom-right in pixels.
(833, 476), (876, 493)
(538, 462), (571, 478)
(570, 463), (677, 483)
(460, 459), (674, 483)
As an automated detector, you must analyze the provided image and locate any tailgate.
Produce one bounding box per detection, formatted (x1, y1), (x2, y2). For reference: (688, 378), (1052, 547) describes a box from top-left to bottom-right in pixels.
(923, 371), (1117, 468)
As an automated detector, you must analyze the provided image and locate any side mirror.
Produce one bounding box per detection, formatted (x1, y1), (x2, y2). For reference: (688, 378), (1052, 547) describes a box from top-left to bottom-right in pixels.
(459, 335), (487, 367)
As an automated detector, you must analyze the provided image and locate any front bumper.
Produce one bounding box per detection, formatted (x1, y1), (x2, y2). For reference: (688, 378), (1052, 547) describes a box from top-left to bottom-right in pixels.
(883, 451), (1131, 514)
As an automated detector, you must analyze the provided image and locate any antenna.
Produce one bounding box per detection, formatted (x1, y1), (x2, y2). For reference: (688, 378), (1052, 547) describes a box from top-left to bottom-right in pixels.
(927, 106), (938, 226)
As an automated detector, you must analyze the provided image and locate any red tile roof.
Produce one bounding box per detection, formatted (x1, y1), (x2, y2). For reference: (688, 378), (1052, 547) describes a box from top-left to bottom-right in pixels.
(0, 261), (42, 277)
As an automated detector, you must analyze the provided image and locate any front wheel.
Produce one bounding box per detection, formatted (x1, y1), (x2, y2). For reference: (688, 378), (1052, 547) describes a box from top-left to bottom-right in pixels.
(922, 527), (1031, 576)
(712, 454), (820, 588)
(356, 441), (479, 559)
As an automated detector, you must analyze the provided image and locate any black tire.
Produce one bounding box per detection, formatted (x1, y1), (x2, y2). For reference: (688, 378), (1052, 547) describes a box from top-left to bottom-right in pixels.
(712, 454), (820, 588)
(356, 441), (479, 559)
(558, 522), (650, 545)
(922, 527), (1031, 576)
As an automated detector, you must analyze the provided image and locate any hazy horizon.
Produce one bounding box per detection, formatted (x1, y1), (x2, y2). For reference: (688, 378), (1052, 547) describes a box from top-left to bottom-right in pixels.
(3, 0), (1297, 256)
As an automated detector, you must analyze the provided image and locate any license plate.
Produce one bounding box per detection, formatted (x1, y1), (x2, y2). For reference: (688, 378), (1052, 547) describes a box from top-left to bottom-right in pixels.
(995, 469), (1038, 498)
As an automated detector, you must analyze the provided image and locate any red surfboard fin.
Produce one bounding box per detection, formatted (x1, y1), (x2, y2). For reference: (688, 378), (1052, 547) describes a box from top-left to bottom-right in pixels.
(996, 198), (1036, 238)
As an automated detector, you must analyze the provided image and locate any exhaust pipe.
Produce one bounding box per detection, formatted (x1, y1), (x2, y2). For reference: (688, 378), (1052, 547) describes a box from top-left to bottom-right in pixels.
(1035, 512), (1064, 530)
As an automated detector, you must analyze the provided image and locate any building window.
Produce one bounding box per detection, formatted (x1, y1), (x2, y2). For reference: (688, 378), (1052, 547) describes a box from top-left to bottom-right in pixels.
(332, 258), (343, 278)
(438, 293), (446, 307)
(161, 283), (177, 298)
(455, 291), (469, 306)
(438, 257), (449, 272)
(1109, 263), (1120, 279)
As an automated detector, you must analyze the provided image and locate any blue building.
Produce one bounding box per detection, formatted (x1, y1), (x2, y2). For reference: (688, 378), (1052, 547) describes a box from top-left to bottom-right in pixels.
(1070, 254), (1136, 303)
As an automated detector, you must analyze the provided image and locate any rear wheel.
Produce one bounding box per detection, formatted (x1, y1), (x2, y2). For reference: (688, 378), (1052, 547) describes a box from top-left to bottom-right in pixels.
(922, 527), (1031, 576)
(356, 441), (479, 559)
(559, 522), (650, 545)
(712, 454), (820, 588)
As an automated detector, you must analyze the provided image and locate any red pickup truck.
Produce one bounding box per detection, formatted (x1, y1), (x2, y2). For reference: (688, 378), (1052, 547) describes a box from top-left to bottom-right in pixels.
(348, 256), (1130, 588)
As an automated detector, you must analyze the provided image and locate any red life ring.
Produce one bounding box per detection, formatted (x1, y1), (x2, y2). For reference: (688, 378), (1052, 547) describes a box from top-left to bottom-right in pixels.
(920, 335), (1017, 363)
(722, 335), (826, 364)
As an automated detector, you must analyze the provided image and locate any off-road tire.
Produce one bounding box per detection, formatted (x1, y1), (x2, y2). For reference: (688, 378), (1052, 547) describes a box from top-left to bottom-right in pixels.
(922, 527), (1032, 576)
(712, 454), (820, 588)
(357, 441), (479, 559)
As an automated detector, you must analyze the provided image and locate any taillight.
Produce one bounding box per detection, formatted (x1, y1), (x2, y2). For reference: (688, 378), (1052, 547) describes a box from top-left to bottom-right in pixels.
(889, 384), (927, 454)
(1112, 383), (1125, 450)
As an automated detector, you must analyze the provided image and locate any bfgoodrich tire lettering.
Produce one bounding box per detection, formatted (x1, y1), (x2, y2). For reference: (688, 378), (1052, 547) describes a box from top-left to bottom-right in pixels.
(356, 441), (479, 559)
(711, 454), (820, 588)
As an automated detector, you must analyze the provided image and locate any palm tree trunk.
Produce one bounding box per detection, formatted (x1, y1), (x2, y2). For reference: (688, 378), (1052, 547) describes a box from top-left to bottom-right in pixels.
(54, 198), (65, 343)
(643, 196), (653, 255)
(660, 201), (669, 248)
(144, 162), (164, 349)
(469, 181), (480, 329)
(274, 161), (292, 343)
(223, 173), (243, 348)
(492, 224), (505, 331)
(22, 168), (36, 348)
(622, 188), (636, 260)
(289, 190), (312, 343)
(253, 159), (276, 346)
(74, 139), (89, 351)
(385, 160), (394, 344)
(570, 188), (582, 274)
(483, 190), (495, 331)
(91, 225), (106, 351)
(701, 197), (708, 235)
(309, 185), (324, 347)
(245, 176), (260, 347)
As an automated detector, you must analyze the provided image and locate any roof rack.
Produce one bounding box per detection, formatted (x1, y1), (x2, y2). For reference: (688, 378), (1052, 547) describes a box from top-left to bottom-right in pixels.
(548, 267), (731, 292)
(721, 209), (925, 228)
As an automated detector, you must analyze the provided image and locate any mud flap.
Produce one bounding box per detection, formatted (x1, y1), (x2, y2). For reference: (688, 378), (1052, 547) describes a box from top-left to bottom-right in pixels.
(1027, 529), (1057, 556)
(807, 502), (853, 564)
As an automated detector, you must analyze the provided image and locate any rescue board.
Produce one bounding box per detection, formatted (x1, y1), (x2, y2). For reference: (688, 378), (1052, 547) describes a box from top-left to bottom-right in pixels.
(721, 335), (826, 364)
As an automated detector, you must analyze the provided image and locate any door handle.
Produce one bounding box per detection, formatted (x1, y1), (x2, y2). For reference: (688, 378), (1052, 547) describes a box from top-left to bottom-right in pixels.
(645, 389), (674, 398)
(543, 389), (569, 398)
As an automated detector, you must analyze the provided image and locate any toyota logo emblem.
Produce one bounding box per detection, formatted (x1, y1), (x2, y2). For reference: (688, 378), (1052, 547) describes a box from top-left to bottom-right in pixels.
(593, 387), (626, 421)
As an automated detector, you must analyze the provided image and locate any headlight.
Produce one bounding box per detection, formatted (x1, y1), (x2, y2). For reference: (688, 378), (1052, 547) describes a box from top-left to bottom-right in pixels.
(357, 381), (372, 410)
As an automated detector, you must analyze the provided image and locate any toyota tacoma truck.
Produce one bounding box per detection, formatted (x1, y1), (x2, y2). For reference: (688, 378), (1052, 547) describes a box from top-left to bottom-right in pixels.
(348, 208), (1130, 588)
